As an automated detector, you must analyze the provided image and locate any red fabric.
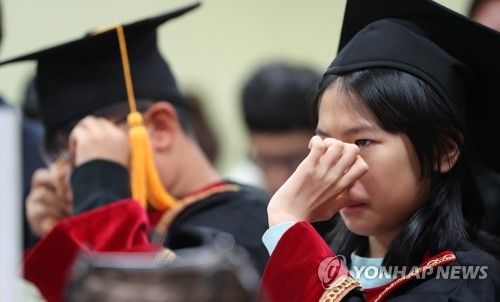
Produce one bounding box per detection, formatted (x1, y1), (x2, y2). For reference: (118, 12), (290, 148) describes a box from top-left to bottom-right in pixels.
(259, 222), (459, 302)
(260, 221), (351, 302)
(183, 181), (227, 196)
(147, 208), (164, 226)
(23, 247), (33, 261)
(23, 199), (161, 302)
(363, 285), (386, 301)
(23, 181), (230, 302)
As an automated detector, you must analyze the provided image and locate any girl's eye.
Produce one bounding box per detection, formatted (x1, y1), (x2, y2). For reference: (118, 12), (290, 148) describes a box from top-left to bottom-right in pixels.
(354, 139), (373, 148)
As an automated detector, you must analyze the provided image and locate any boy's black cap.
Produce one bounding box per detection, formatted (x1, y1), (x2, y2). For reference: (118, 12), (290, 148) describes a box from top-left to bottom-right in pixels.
(327, 0), (500, 173)
(0, 2), (200, 133)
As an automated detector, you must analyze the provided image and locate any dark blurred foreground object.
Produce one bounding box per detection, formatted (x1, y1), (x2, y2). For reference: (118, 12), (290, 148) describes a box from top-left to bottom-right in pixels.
(65, 243), (262, 302)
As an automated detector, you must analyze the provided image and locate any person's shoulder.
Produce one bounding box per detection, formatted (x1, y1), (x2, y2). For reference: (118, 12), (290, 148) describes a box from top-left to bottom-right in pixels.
(452, 239), (500, 296)
(183, 181), (269, 215)
(453, 239), (499, 269)
(224, 180), (270, 205)
(393, 240), (500, 300)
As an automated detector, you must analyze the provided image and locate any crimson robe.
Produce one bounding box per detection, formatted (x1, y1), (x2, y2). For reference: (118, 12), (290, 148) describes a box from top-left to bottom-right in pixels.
(260, 222), (500, 301)
(23, 160), (270, 302)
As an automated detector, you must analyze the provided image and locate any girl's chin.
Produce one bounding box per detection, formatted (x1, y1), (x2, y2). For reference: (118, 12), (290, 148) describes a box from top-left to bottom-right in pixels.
(341, 217), (374, 237)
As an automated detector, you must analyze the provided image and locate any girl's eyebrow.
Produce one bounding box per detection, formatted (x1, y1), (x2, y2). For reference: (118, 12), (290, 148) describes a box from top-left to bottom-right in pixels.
(315, 128), (330, 137)
(315, 124), (379, 138)
(342, 124), (380, 136)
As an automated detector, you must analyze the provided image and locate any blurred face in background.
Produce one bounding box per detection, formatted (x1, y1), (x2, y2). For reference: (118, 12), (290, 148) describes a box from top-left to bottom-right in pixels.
(471, 0), (500, 31)
(250, 129), (311, 195)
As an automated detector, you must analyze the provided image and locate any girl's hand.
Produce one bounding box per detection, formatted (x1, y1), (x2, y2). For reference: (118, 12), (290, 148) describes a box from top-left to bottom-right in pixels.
(267, 136), (368, 227)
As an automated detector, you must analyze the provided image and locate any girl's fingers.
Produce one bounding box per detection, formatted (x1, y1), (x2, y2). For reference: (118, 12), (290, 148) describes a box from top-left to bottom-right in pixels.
(326, 143), (360, 178)
(337, 155), (369, 189)
(320, 138), (345, 170)
(303, 136), (326, 166)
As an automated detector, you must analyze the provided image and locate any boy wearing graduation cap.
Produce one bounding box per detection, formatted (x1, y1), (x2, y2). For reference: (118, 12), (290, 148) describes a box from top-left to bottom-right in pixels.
(259, 0), (500, 301)
(2, 3), (270, 301)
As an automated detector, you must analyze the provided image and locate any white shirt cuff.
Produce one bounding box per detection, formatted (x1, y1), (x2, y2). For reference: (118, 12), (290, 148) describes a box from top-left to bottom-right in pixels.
(262, 221), (297, 255)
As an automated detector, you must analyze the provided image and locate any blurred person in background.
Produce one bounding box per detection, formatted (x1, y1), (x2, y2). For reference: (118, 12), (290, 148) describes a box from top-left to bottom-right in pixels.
(19, 75), (46, 250)
(226, 62), (320, 195)
(0, 3), (45, 251)
(225, 62), (338, 238)
(469, 0), (500, 31)
(469, 0), (500, 237)
(0, 1), (48, 301)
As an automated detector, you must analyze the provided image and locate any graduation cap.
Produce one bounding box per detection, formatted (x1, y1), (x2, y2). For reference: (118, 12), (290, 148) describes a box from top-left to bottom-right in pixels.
(0, 2), (201, 210)
(326, 0), (500, 173)
(0, 2), (200, 133)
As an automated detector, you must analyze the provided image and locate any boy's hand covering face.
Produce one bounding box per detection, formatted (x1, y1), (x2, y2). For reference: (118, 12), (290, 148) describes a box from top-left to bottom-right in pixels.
(26, 166), (73, 237)
(267, 136), (369, 227)
(26, 116), (131, 237)
(69, 116), (130, 168)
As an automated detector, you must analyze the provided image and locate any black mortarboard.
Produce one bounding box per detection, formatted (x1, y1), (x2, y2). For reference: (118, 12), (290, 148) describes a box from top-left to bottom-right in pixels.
(326, 0), (500, 173)
(0, 2), (200, 133)
(0, 3), (201, 211)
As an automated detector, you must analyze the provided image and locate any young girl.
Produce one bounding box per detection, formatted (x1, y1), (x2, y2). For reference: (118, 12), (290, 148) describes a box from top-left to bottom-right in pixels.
(260, 0), (500, 301)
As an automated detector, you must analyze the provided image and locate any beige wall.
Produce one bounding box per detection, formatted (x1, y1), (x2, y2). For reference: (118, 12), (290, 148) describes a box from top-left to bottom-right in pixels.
(0, 0), (471, 172)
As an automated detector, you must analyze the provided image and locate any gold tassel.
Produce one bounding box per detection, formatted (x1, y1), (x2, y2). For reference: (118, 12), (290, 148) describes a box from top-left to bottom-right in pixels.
(146, 143), (177, 210)
(127, 112), (148, 209)
(114, 25), (177, 210)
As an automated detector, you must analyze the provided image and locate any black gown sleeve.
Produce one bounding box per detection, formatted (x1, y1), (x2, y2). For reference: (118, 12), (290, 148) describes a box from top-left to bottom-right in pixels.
(70, 159), (130, 214)
(385, 242), (500, 301)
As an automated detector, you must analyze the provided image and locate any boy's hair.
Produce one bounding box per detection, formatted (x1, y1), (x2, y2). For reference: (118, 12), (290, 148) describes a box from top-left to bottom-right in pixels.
(43, 100), (192, 161)
(242, 63), (320, 132)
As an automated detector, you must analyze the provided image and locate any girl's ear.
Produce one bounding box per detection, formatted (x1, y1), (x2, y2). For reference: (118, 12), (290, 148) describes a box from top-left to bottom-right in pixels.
(142, 101), (179, 151)
(435, 138), (460, 174)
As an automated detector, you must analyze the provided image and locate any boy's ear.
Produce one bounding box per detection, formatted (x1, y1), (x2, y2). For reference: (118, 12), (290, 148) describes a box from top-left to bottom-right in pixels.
(142, 101), (179, 151)
(434, 138), (460, 174)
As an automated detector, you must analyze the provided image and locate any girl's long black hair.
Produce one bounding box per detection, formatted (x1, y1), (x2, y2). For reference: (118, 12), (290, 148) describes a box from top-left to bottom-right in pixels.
(311, 68), (485, 268)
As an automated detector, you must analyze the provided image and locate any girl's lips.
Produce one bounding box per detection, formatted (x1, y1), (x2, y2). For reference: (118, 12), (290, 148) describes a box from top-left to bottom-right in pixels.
(340, 201), (367, 214)
(346, 200), (365, 206)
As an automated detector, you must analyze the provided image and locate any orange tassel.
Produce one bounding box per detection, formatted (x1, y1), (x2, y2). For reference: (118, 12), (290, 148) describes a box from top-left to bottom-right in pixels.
(115, 25), (177, 210)
(128, 112), (148, 209)
(145, 143), (177, 210)
(127, 111), (177, 210)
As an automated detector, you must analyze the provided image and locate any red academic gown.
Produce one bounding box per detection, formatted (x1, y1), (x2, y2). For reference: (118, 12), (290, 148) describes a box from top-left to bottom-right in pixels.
(23, 199), (160, 301)
(23, 160), (270, 302)
(260, 222), (500, 302)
